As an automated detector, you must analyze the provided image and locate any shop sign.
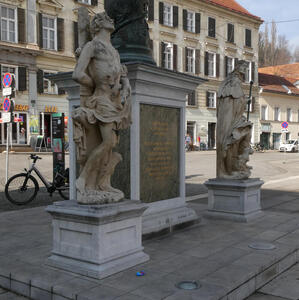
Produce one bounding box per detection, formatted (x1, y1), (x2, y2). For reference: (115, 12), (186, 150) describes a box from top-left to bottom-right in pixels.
(0, 103), (28, 111)
(261, 123), (271, 132)
(45, 106), (58, 113)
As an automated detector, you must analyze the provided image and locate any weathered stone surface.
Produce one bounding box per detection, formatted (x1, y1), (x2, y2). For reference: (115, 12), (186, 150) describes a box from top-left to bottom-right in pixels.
(140, 104), (180, 203)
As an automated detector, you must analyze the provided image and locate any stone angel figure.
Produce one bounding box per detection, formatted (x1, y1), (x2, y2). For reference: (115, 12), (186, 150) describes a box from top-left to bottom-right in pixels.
(72, 9), (131, 204)
(216, 60), (253, 180)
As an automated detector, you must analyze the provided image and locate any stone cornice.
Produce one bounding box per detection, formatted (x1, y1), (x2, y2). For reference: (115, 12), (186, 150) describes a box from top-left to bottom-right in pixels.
(38, 0), (63, 12)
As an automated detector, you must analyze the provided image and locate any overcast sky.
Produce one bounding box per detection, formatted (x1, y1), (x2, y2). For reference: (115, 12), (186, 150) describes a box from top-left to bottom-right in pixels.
(237, 0), (299, 50)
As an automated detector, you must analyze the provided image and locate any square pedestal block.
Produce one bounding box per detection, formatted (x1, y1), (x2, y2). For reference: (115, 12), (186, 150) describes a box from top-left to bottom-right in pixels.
(46, 200), (149, 279)
(205, 178), (264, 222)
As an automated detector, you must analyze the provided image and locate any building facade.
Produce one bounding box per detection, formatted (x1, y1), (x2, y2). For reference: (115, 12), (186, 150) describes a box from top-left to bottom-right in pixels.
(147, 0), (263, 148)
(259, 71), (299, 149)
(0, 0), (103, 148)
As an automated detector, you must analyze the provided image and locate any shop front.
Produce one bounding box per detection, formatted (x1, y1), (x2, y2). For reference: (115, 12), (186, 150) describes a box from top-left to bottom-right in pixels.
(260, 123), (271, 149)
(0, 104), (29, 145)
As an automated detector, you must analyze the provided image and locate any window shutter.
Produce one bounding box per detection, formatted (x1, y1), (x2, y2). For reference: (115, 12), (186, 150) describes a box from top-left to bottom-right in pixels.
(148, 0), (154, 21)
(18, 67), (27, 91)
(159, 2), (164, 24)
(185, 47), (188, 72)
(160, 42), (165, 68)
(57, 18), (65, 51)
(188, 91), (196, 106)
(208, 17), (215, 38)
(216, 54), (220, 77)
(234, 57), (238, 67)
(18, 8), (26, 43)
(74, 21), (78, 52)
(206, 91), (209, 107)
(251, 62), (255, 83)
(173, 6), (178, 27)
(38, 13), (43, 48)
(245, 29), (251, 47)
(225, 56), (228, 77)
(195, 49), (200, 75)
(204, 52), (209, 76)
(91, 0), (98, 6)
(195, 13), (201, 33)
(183, 9), (187, 31)
(227, 24), (234, 43)
(37, 69), (44, 94)
(251, 97), (255, 112)
(173, 44), (177, 71)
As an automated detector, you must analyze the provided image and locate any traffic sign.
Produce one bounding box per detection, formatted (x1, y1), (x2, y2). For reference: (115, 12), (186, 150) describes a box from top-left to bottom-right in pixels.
(281, 128), (289, 133)
(3, 97), (10, 112)
(281, 121), (288, 129)
(1, 112), (11, 123)
(2, 73), (12, 87)
(2, 87), (12, 96)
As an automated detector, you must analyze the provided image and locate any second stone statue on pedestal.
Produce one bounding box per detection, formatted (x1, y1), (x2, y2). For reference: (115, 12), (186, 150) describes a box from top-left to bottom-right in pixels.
(72, 10), (131, 204)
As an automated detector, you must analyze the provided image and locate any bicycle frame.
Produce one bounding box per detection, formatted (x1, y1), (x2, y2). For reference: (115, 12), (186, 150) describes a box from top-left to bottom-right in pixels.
(27, 162), (52, 190)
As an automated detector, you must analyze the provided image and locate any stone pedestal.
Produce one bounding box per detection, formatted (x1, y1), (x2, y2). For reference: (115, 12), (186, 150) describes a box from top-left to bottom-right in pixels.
(46, 200), (149, 279)
(205, 178), (264, 222)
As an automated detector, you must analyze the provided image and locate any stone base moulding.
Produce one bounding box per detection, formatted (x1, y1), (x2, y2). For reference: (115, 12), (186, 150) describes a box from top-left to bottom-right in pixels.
(46, 200), (149, 279)
(204, 178), (264, 222)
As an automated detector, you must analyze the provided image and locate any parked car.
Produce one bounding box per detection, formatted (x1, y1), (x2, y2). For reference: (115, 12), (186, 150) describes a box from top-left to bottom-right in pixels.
(279, 140), (299, 152)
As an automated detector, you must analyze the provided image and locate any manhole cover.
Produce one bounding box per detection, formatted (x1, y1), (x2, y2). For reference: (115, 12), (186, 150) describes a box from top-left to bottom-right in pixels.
(248, 242), (276, 250)
(176, 281), (200, 290)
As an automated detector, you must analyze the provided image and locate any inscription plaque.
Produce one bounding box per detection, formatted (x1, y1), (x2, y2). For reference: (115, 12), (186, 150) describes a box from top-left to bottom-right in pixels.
(140, 104), (180, 202)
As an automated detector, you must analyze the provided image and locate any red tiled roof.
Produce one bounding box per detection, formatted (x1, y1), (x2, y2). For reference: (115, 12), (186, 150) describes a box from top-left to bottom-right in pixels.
(259, 73), (299, 96)
(259, 63), (299, 81)
(202, 0), (263, 22)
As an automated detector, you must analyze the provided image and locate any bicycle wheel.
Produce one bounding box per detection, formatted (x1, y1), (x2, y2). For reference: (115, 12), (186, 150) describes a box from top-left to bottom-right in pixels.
(58, 185), (69, 200)
(5, 173), (39, 205)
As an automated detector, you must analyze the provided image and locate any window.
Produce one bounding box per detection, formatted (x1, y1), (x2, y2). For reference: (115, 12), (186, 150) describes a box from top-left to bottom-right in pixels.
(287, 108), (292, 122)
(0, 6), (17, 43)
(187, 91), (196, 106)
(42, 15), (57, 50)
(207, 91), (216, 108)
(208, 52), (216, 77)
(261, 105), (267, 120)
(1, 65), (17, 90)
(298, 110), (299, 122)
(78, 0), (91, 4)
(226, 57), (235, 75)
(208, 17), (216, 38)
(186, 48), (195, 73)
(43, 72), (58, 94)
(245, 29), (252, 47)
(163, 43), (173, 70)
(274, 107), (280, 121)
(227, 23), (234, 43)
(163, 3), (173, 26)
(187, 11), (195, 32)
(245, 61), (252, 83)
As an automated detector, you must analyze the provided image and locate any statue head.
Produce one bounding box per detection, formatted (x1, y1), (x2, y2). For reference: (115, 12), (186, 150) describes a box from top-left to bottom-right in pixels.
(90, 12), (114, 35)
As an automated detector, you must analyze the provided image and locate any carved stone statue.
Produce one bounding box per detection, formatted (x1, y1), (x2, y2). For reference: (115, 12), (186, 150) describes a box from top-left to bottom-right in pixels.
(105, 0), (155, 65)
(72, 9), (131, 204)
(216, 60), (253, 180)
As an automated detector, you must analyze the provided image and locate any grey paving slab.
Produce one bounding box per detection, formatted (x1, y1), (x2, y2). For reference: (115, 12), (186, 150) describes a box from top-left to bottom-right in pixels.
(77, 284), (126, 300)
(247, 293), (292, 300)
(0, 292), (28, 299)
(0, 288), (5, 294)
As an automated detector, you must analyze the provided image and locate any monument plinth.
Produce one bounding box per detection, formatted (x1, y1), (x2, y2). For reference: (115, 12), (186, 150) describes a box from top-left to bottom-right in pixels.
(205, 61), (263, 222)
(46, 200), (148, 279)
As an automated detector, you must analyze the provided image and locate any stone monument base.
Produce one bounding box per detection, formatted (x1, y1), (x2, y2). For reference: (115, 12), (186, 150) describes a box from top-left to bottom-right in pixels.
(46, 200), (149, 279)
(204, 178), (264, 222)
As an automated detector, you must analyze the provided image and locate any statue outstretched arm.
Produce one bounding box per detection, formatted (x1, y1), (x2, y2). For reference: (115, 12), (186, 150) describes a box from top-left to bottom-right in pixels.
(72, 42), (94, 89)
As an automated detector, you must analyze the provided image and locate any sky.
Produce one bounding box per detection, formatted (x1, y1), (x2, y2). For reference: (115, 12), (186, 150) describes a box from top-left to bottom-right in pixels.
(236, 0), (299, 50)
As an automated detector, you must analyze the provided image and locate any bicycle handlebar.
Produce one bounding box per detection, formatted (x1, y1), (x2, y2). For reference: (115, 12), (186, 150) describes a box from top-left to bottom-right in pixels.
(30, 154), (42, 162)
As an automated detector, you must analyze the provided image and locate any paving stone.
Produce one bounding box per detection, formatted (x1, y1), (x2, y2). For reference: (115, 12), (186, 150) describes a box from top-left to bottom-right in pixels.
(77, 284), (125, 300)
(247, 292), (293, 299)
(0, 288), (5, 294)
(0, 292), (28, 299)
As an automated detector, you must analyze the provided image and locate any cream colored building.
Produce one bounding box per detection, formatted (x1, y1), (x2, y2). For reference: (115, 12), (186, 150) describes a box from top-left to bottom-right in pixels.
(0, 0), (103, 148)
(258, 72), (299, 149)
(147, 0), (263, 148)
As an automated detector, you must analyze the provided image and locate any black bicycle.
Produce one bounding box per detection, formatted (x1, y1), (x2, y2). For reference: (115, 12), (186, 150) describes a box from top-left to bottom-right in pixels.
(5, 154), (69, 206)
